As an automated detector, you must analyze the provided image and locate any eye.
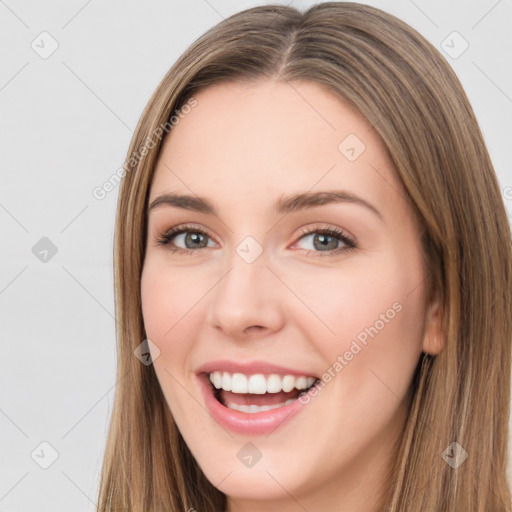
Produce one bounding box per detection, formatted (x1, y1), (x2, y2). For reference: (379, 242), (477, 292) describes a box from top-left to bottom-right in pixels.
(155, 223), (357, 257)
(292, 225), (356, 257)
(155, 223), (216, 254)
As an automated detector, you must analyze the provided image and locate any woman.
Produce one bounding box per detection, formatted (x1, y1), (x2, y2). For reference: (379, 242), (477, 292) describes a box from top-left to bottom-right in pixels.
(97, 3), (512, 511)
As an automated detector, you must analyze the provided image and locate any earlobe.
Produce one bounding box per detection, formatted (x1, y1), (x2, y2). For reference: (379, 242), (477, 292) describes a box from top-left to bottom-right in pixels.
(422, 298), (445, 355)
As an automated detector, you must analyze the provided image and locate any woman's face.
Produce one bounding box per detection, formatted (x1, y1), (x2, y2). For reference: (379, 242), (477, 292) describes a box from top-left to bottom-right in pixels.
(141, 79), (442, 510)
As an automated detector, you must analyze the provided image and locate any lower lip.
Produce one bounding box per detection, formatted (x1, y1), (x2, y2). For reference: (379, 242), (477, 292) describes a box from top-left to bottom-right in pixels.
(196, 373), (317, 436)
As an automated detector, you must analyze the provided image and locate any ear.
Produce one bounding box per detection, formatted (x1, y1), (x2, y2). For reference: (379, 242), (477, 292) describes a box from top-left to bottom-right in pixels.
(422, 296), (445, 355)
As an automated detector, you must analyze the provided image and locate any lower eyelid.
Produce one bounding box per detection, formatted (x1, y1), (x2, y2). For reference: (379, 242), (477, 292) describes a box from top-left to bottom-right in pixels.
(292, 239), (354, 257)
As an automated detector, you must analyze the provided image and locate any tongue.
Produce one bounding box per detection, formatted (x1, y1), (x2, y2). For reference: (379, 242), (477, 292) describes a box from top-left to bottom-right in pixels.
(219, 388), (301, 406)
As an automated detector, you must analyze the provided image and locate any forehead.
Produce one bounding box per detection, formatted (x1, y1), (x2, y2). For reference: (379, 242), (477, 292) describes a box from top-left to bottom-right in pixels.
(150, 79), (401, 215)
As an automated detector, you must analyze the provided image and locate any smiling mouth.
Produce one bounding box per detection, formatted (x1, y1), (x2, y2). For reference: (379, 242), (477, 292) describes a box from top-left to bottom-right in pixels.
(207, 371), (320, 413)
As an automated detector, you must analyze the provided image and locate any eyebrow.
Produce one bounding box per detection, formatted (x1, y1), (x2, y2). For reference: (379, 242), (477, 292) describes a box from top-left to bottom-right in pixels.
(147, 190), (383, 220)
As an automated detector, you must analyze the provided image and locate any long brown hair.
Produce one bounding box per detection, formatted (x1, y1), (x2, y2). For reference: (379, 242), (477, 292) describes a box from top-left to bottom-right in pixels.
(97, 3), (512, 510)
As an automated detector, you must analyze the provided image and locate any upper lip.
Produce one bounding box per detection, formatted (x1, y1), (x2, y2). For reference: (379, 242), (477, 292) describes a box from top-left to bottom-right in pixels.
(195, 359), (319, 378)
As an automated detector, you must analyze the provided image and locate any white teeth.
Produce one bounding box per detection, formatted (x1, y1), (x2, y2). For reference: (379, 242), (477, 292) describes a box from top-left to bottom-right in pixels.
(226, 399), (296, 413)
(266, 374), (282, 393)
(221, 371), (232, 391)
(231, 373), (248, 393)
(212, 371), (222, 389)
(247, 374), (267, 394)
(208, 371), (316, 394)
(295, 376), (308, 389)
(282, 375), (296, 392)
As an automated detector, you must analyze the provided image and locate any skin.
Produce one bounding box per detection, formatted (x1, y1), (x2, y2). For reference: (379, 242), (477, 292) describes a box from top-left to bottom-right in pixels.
(140, 79), (444, 512)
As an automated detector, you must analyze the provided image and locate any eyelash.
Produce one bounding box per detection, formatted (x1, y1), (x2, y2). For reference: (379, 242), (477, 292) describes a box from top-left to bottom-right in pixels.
(155, 223), (357, 258)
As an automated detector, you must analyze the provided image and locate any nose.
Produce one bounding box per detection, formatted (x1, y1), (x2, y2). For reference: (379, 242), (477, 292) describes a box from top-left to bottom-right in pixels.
(207, 247), (285, 340)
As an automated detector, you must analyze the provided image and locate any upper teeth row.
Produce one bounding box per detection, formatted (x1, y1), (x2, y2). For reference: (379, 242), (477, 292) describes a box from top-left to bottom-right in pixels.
(209, 371), (317, 394)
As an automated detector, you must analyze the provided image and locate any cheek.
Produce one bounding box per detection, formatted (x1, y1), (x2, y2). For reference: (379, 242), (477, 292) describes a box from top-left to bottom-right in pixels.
(140, 262), (195, 398)
(283, 253), (425, 393)
(140, 261), (204, 416)
(140, 259), (205, 341)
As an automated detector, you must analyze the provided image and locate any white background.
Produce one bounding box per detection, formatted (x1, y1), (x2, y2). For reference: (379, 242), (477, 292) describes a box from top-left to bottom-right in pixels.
(1, 0), (511, 510)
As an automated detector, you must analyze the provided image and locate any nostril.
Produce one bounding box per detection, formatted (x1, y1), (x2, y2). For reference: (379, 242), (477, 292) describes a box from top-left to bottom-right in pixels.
(244, 325), (264, 334)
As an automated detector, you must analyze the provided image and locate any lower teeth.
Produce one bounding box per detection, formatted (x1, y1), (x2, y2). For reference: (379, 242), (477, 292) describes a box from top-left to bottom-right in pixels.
(225, 399), (296, 413)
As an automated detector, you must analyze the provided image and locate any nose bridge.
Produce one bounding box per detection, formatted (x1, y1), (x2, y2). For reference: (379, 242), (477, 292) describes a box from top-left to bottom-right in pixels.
(207, 235), (283, 337)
